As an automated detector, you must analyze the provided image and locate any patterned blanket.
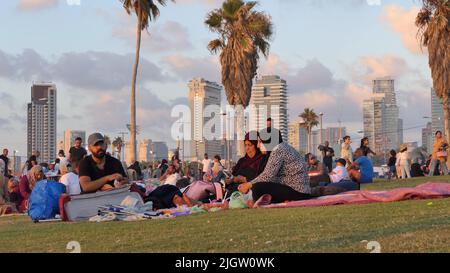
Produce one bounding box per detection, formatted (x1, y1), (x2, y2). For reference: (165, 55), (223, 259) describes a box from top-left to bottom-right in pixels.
(253, 182), (450, 208)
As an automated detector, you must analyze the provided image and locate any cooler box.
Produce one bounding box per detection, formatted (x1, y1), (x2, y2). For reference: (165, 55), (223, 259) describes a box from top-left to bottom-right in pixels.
(60, 186), (144, 222)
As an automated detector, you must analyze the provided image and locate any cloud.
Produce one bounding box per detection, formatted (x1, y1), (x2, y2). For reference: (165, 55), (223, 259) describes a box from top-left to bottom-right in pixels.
(162, 54), (220, 82)
(351, 55), (411, 84)
(381, 4), (424, 55)
(113, 20), (194, 53)
(17, 0), (58, 11)
(83, 87), (186, 143)
(0, 49), (170, 90)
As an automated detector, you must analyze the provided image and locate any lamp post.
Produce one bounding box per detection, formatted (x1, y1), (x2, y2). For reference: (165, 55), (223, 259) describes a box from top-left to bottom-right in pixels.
(13, 150), (18, 176)
(319, 112), (324, 144)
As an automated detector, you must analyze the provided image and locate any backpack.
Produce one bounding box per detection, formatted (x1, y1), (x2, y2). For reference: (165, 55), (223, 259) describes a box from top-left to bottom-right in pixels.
(28, 180), (66, 221)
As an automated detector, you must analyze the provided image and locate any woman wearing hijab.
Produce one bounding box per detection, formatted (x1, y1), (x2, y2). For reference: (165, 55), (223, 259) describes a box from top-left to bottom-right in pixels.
(225, 132), (268, 194)
(18, 165), (44, 212)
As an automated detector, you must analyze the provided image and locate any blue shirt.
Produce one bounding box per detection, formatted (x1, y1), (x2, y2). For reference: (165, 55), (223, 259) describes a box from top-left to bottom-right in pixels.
(355, 156), (374, 183)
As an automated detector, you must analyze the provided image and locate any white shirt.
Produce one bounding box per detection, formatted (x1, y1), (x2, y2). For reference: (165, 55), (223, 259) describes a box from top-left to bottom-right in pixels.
(329, 166), (350, 183)
(164, 173), (181, 186)
(341, 143), (353, 163)
(58, 156), (68, 166)
(396, 152), (410, 166)
(202, 159), (212, 173)
(60, 172), (81, 195)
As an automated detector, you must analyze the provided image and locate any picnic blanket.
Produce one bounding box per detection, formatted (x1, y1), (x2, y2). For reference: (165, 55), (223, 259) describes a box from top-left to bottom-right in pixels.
(253, 182), (450, 208)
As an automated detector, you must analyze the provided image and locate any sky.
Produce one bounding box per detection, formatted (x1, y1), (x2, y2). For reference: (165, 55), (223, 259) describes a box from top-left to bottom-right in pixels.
(0, 0), (434, 158)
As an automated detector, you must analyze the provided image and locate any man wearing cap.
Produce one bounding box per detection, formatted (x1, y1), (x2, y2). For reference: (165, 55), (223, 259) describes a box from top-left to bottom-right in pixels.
(78, 133), (128, 193)
(329, 158), (350, 183)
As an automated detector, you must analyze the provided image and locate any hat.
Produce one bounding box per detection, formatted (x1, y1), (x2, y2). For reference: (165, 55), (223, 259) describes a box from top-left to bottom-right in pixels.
(335, 158), (347, 166)
(88, 133), (105, 146)
(400, 143), (408, 151)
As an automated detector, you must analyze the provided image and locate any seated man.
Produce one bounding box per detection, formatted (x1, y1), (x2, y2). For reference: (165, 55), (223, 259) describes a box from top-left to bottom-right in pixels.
(307, 154), (329, 187)
(329, 158), (350, 183)
(79, 133), (129, 193)
(159, 165), (181, 186)
(348, 148), (374, 184)
(315, 158), (359, 193)
(60, 159), (81, 195)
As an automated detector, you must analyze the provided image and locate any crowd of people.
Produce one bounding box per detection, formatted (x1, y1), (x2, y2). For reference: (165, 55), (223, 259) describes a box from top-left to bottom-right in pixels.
(1, 119), (450, 215)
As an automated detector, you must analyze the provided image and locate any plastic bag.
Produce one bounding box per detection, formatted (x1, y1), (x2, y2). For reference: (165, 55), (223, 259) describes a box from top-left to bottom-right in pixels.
(228, 191), (248, 209)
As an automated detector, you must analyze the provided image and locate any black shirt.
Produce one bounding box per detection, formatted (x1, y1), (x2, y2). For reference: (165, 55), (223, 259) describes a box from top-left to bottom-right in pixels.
(360, 145), (375, 157)
(78, 154), (126, 193)
(69, 146), (87, 163)
(0, 155), (8, 176)
(259, 127), (283, 151)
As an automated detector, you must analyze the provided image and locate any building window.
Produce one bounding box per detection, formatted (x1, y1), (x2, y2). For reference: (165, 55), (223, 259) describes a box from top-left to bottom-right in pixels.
(263, 87), (270, 97)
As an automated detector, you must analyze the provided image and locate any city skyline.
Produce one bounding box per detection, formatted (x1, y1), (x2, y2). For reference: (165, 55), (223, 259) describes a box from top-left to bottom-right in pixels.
(0, 0), (434, 158)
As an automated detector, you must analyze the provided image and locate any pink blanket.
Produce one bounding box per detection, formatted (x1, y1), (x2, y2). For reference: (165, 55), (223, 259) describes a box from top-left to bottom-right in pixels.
(253, 182), (450, 208)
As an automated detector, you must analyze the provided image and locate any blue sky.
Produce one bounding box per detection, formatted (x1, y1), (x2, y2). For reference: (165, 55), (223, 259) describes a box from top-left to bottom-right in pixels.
(0, 0), (433, 156)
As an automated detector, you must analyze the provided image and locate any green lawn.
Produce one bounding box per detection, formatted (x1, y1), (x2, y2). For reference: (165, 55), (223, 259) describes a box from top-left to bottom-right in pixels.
(1, 176), (450, 253)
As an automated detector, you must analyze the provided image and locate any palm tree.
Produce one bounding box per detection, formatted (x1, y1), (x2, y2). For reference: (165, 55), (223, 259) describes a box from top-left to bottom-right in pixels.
(205, 0), (273, 156)
(416, 0), (450, 142)
(104, 135), (112, 147)
(299, 108), (319, 154)
(120, 0), (174, 163)
(112, 137), (125, 160)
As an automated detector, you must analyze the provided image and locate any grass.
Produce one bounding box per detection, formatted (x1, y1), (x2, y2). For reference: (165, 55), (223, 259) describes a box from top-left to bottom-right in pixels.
(1, 176), (450, 253)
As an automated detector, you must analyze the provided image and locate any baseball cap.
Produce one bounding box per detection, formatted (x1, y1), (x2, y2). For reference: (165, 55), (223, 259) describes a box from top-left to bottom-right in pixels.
(88, 133), (105, 146)
(335, 158), (347, 166)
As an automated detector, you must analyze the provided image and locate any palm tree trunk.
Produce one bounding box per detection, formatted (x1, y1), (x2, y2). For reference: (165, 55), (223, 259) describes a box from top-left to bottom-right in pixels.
(307, 127), (311, 154)
(235, 106), (246, 158)
(130, 9), (142, 164)
(443, 92), (450, 170)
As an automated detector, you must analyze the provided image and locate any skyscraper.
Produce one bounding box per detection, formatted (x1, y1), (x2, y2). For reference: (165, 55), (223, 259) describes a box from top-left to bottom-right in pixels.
(288, 122), (308, 153)
(138, 139), (152, 162)
(363, 77), (402, 153)
(151, 142), (169, 161)
(27, 82), (57, 163)
(63, 130), (86, 154)
(431, 88), (446, 135)
(422, 122), (432, 153)
(188, 78), (223, 161)
(249, 75), (288, 141)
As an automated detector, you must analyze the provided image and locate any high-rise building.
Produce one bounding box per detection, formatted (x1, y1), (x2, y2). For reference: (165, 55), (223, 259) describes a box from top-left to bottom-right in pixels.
(363, 78), (402, 153)
(63, 130), (86, 154)
(431, 88), (447, 135)
(249, 75), (288, 141)
(188, 78), (223, 161)
(398, 118), (404, 145)
(138, 139), (152, 162)
(422, 122), (433, 153)
(288, 122), (308, 153)
(27, 82), (57, 163)
(151, 142), (169, 161)
(309, 127), (347, 156)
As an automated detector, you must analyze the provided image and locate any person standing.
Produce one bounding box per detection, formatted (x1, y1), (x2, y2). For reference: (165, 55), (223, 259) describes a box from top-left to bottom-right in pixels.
(360, 137), (376, 157)
(201, 153), (212, 177)
(320, 141), (335, 173)
(0, 149), (10, 177)
(429, 131), (449, 176)
(341, 136), (353, 166)
(259, 117), (283, 153)
(396, 144), (411, 179)
(387, 150), (397, 179)
(68, 137), (87, 164)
